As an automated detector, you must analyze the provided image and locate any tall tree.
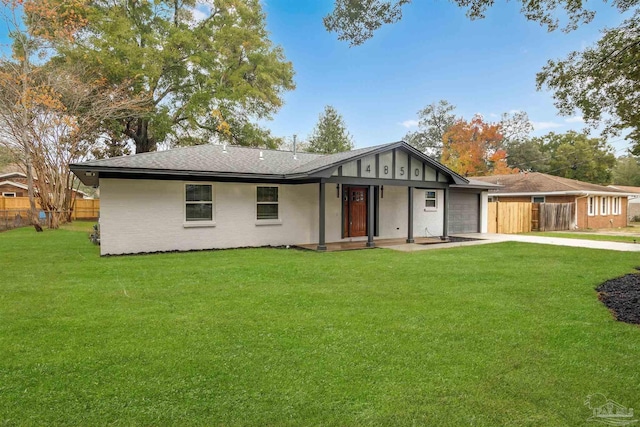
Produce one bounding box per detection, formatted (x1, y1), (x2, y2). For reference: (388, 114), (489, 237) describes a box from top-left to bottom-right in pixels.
(307, 105), (354, 154)
(506, 138), (551, 172)
(0, 0), (147, 229)
(441, 115), (517, 176)
(55, 0), (295, 153)
(403, 99), (456, 158)
(324, 0), (634, 46)
(499, 111), (533, 144)
(537, 11), (640, 154)
(538, 131), (616, 184)
(0, 0), (88, 230)
(611, 156), (640, 186)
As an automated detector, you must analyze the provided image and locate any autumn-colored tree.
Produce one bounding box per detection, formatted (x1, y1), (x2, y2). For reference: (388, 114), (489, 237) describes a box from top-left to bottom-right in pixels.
(441, 115), (519, 176)
(0, 0), (147, 229)
(0, 0), (87, 230)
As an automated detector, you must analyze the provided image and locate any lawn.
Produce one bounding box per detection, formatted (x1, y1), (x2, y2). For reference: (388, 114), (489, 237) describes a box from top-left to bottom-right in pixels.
(1, 225), (639, 426)
(528, 231), (640, 244)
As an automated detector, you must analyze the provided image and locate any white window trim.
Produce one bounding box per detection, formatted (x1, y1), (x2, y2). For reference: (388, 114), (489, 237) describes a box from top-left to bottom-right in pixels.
(600, 196), (609, 216)
(588, 196), (596, 216)
(183, 183), (216, 228)
(424, 190), (438, 212)
(2, 192), (16, 197)
(532, 196), (545, 203)
(255, 185), (282, 225)
(612, 197), (621, 215)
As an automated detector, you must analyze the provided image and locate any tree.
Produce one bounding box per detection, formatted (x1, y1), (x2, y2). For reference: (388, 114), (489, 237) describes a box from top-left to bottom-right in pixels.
(307, 105), (354, 154)
(0, 0), (87, 231)
(537, 131), (616, 184)
(441, 115), (518, 176)
(611, 156), (640, 186)
(537, 11), (640, 154)
(505, 139), (551, 172)
(403, 99), (456, 158)
(0, 146), (17, 169)
(0, 0), (147, 229)
(499, 111), (534, 144)
(55, 0), (295, 153)
(324, 0), (634, 46)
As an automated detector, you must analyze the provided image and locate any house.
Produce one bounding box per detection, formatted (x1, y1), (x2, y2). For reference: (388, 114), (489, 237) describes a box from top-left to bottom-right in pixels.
(608, 185), (640, 222)
(70, 141), (493, 255)
(474, 172), (634, 229)
(0, 171), (88, 199)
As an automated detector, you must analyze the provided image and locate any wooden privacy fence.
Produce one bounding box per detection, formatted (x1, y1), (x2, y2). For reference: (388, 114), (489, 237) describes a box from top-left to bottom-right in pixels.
(488, 201), (575, 234)
(538, 202), (574, 231)
(488, 202), (532, 234)
(0, 197), (100, 220)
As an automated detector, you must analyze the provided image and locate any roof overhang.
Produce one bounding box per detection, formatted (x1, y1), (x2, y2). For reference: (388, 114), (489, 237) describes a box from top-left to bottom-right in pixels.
(490, 190), (635, 197)
(0, 180), (28, 190)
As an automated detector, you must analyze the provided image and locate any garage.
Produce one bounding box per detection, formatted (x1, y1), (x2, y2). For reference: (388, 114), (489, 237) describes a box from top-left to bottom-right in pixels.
(448, 191), (480, 234)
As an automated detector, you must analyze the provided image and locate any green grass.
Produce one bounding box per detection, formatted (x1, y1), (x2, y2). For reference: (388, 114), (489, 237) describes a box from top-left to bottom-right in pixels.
(528, 231), (640, 243)
(1, 226), (639, 426)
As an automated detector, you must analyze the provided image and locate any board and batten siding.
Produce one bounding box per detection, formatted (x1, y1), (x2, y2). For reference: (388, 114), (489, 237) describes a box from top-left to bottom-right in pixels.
(99, 179), (452, 255)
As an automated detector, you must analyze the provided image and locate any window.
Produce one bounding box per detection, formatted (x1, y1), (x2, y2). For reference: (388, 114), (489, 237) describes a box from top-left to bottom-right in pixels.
(257, 186), (279, 220)
(1, 192), (16, 197)
(425, 191), (437, 210)
(185, 184), (213, 222)
(612, 197), (621, 215)
(601, 196), (609, 216)
(588, 196), (596, 216)
(532, 196), (545, 203)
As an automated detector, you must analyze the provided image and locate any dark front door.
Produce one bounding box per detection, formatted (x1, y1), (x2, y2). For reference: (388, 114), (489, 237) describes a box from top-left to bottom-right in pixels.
(343, 186), (367, 237)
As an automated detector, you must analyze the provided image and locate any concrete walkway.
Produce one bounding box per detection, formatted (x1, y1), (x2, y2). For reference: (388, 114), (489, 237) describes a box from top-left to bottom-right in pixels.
(383, 233), (640, 252)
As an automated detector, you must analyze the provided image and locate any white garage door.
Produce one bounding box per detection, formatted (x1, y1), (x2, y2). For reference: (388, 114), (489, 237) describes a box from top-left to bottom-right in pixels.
(448, 192), (479, 234)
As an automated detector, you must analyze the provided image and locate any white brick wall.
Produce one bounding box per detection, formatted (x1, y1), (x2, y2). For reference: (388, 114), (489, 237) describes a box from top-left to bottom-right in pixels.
(99, 179), (453, 255)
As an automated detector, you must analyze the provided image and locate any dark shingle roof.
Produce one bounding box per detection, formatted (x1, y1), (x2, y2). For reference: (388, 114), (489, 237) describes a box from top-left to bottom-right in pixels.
(76, 144), (322, 175)
(473, 172), (628, 194)
(71, 141), (475, 186)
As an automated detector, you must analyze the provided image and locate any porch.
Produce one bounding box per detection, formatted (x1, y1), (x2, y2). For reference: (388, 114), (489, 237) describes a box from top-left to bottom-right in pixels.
(297, 236), (448, 252)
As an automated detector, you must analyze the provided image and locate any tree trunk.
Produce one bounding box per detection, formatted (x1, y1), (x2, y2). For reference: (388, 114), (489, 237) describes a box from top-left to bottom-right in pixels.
(134, 117), (156, 153)
(25, 156), (42, 232)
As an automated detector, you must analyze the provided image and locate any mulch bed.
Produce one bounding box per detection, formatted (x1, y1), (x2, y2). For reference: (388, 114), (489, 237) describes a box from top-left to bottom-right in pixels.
(596, 271), (640, 325)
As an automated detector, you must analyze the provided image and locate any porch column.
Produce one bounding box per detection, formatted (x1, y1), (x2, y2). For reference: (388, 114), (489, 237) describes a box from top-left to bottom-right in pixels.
(366, 185), (375, 248)
(443, 187), (449, 238)
(407, 186), (414, 243)
(317, 181), (327, 251)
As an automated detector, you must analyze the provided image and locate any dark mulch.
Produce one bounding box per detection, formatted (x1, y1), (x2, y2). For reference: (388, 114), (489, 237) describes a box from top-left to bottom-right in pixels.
(596, 273), (640, 325)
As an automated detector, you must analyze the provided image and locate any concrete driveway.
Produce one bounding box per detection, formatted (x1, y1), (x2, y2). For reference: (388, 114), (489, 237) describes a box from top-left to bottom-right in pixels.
(455, 233), (640, 252)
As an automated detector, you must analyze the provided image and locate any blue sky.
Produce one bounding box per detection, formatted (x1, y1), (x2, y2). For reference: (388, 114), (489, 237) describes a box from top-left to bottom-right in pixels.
(260, 0), (633, 154)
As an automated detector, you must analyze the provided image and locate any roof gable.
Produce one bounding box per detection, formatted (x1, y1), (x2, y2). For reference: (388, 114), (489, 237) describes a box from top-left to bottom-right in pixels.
(0, 180), (28, 190)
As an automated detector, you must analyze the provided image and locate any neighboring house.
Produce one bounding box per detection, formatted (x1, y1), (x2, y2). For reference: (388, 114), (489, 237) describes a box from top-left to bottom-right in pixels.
(0, 171), (88, 199)
(608, 185), (640, 221)
(474, 172), (633, 229)
(71, 141), (493, 255)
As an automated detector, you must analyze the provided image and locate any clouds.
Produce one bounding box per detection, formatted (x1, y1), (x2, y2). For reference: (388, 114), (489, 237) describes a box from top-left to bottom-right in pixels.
(565, 116), (584, 123)
(531, 121), (563, 131)
(399, 120), (419, 128)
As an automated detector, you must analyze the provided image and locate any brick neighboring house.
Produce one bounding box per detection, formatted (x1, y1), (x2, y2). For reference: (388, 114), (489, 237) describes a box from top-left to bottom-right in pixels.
(474, 172), (634, 229)
(0, 171), (88, 199)
(608, 185), (640, 222)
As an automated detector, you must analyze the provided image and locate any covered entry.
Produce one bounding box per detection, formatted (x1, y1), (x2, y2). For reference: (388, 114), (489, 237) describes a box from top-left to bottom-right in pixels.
(448, 191), (480, 234)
